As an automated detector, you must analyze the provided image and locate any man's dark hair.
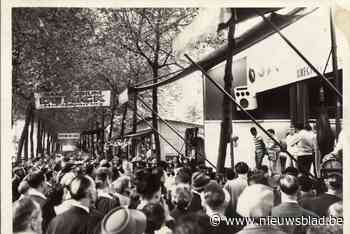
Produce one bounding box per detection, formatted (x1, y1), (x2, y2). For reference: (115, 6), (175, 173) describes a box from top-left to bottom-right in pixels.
(250, 127), (257, 135)
(298, 174), (313, 192)
(135, 168), (162, 200)
(235, 162), (249, 174)
(69, 175), (92, 200)
(279, 174), (299, 195)
(174, 214), (214, 234)
(142, 203), (165, 233)
(175, 167), (192, 184)
(85, 163), (94, 176)
(283, 167), (299, 177)
(267, 129), (275, 135)
(26, 172), (45, 189)
(226, 169), (235, 180)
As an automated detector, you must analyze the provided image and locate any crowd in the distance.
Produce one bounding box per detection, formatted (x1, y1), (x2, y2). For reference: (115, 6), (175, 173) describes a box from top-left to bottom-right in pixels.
(12, 137), (342, 234)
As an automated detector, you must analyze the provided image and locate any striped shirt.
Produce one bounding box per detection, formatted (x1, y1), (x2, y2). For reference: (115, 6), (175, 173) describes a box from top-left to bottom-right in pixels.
(254, 135), (265, 152)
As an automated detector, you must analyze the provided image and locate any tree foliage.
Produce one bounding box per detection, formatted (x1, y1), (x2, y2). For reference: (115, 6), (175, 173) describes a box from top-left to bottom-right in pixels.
(12, 7), (199, 142)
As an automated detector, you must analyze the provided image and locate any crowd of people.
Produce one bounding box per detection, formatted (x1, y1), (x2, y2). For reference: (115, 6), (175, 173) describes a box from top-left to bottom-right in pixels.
(12, 126), (343, 234)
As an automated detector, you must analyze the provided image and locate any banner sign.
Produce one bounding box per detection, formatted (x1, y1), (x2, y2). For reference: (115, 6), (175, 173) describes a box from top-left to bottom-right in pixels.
(34, 90), (111, 109)
(118, 88), (129, 106)
(245, 7), (346, 93)
(58, 133), (80, 140)
(207, 8), (346, 94)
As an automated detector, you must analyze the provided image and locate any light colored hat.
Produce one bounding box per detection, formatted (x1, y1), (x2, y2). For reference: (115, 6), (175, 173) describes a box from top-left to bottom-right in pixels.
(237, 184), (274, 217)
(101, 207), (147, 234)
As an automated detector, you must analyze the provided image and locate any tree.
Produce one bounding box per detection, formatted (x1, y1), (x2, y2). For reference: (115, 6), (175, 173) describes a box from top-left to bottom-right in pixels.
(12, 8), (197, 160)
(106, 8), (196, 160)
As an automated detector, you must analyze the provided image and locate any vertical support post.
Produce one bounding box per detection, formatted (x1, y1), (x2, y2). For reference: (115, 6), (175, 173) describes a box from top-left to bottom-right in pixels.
(330, 7), (341, 138)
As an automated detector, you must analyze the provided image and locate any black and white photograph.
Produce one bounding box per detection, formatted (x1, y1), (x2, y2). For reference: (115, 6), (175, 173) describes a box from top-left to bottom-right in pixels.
(2, 1), (350, 234)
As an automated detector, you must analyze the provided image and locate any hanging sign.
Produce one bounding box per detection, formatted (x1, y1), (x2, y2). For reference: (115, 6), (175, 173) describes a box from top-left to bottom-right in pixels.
(58, 133), (81, 140)
(34, 90), (111, 109)
(118, 88), (129, 106)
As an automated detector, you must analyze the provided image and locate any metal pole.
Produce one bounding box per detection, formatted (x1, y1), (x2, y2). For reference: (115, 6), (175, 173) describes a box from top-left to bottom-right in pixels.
(184, 54), (299, 164)
(136, 96), (217, 169)
(330, 7), (341, 139)
(128, 104), (185, 158)
(322, 49), (332, 75)
(257, 11), (343, 100)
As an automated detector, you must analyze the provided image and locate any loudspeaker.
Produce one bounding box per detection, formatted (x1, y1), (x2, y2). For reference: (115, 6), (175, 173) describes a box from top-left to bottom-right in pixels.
(234, 86), (257, 111)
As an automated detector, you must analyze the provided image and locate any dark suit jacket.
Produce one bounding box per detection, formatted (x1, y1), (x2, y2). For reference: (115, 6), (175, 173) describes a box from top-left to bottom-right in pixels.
(272, 202), (318, 217)
(188, 192), (203, 213)
(95, 195), (120, 215)
(46, 206), (103, 234)
(272, 202), (318, 234)
(299, 193), (341, 217)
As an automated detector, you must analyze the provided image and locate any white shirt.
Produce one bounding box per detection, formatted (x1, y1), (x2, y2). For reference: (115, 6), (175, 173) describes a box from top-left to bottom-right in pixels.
(289, 130), (315, 156)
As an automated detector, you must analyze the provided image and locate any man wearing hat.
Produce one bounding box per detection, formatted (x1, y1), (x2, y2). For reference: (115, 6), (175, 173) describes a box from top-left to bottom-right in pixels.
(187, 171), (210, 213)
(101, 207), (147, 234)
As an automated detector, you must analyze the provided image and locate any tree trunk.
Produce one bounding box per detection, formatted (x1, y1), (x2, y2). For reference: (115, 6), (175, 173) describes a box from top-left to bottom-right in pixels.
(36, 119), (42, 156)
(91, 134), (95, 156)
(131, 91), (138, 157)
(16, 104), (33, 163)
(151, 12), (161, 161)
(23, 116), (29, 161)
(46, 133), (51, 155)
(42, 129), (46, 155)
(101, 111), (105, 156)
(120, 104), (128, 138)
(30, 113), (35, 159)
(217, 12), (236, 174)
(132, 91), (138, 133)
(108, 106), (116, 141)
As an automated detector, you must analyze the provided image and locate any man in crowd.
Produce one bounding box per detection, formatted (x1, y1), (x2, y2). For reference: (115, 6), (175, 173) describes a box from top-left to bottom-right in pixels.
(95, 167), (120, 215)
(300, 171), (342, 216)
(250, 127), (267, 169)
(188, 171), (210, 213)
(237, 184), (286, 234)
(272, 174), (317, 234)
(46, 175), (103, 234)
(224, 162), (248, 214)
(288, 122), (316, 175)
(265, 129), (282, 175)
(202, 181), (237, 234)
(24, 172), (47, 208)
